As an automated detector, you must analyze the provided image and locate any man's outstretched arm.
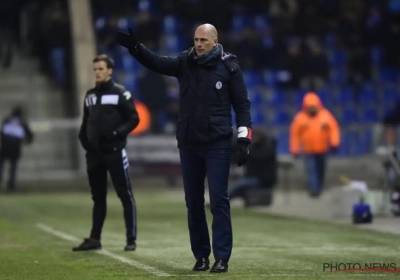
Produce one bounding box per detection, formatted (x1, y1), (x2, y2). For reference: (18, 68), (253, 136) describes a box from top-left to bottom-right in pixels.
(117, 28), (181, 77)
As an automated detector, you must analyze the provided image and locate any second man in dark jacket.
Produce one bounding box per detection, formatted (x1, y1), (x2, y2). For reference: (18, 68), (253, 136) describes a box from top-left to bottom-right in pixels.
(73, 54), (140, 253)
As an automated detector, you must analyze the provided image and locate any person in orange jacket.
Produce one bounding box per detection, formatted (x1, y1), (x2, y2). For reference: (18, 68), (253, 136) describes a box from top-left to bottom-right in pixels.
(289, 92), (340, 197)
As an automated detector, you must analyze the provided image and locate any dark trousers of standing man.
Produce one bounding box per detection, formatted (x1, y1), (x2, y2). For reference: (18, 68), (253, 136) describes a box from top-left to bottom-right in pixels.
(0, 155), (18, 190)
(86, 148), (137, 241)
(179, 148), (232, 262)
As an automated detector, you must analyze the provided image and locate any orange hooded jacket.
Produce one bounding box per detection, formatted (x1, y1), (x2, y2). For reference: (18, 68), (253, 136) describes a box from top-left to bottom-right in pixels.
(289, 92), (340, 155)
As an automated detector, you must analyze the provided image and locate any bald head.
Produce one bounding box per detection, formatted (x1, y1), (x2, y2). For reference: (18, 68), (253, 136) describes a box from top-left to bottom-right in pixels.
(196, 24), (218, 39)
(194, 23), (218, 56)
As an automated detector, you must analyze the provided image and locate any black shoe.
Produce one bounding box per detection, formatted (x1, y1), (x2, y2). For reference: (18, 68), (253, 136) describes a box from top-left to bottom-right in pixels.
(124, 239), (136, 251)
(192, 258), (210, 271)
(72, 238), (101, 251)
(210, 260), (228, 273)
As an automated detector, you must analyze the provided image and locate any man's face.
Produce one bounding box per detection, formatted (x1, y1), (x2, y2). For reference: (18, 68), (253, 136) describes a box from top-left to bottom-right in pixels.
(194, 28), (217, 56)
(93, 61), (112, 83)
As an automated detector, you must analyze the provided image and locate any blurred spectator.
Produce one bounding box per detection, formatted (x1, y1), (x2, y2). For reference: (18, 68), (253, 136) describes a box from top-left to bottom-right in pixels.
(40, 0), (70, 86)
(0, 1), (27, 68)
(259, 25), (277, 68)
(347, 40), (371, 94)
(276, 40), (304, 89)
(295, 1), (324, 39)
(383, 22), (400, 68)
(135, 11), (160, 51)
(269, 0), (298, 39)
(365, 4), (386, 46)
(290, 92), (340, 197)
(97, 14), (120, 53)
(0, 105), (34, 192)
(201, 0), (233, 32)
(232, 27), (265, 70)
(337, 11), (365, 50)
(302, 40), (329, 90)
(228, 127), (278, 202)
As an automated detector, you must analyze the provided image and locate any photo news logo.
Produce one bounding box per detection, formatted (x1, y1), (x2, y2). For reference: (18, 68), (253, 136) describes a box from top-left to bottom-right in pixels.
(323, 263), (400, 273)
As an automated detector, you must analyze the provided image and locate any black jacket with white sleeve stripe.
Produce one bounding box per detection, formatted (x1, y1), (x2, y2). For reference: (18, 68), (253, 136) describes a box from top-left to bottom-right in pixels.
(78, 79), (139, 153)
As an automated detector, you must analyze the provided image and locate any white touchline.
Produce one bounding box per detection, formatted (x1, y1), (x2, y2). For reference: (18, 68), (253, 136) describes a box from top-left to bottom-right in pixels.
(35, 223), (171, 277)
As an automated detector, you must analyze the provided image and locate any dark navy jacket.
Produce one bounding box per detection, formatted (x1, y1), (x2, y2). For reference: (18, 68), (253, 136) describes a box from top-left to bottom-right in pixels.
(130, 44), (252, 149)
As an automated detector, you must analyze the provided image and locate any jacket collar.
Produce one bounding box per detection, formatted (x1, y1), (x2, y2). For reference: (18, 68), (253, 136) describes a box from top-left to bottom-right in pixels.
(96, 79), (114, 91)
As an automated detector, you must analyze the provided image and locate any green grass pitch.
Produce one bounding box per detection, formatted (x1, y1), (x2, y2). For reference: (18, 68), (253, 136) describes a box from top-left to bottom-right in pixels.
(1, 189), (400, 279)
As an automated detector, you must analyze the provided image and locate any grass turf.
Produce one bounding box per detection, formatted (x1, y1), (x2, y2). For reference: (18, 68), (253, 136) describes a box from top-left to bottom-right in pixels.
(1, 190), (400, 279)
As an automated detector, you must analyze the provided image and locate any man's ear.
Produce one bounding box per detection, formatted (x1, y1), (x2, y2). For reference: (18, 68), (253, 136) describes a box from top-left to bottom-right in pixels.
(108, 68), (113, 77)
(214, 38), (218, 46)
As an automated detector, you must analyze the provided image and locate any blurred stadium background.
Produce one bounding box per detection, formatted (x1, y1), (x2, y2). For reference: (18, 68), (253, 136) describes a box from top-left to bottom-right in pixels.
(2, 0), (400, 278)
(1, 0), (399, 188)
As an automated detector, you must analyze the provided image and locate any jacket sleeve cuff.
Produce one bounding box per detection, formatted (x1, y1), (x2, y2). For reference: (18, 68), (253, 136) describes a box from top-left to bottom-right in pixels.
(237, 126), (252, 144)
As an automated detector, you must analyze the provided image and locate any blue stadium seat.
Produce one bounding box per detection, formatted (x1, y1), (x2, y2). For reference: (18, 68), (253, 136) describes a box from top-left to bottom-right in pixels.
(118, 17), (135, 30)
(277, 131), (289, 155)
(347, 130), (373, 156)
(243, 71), (261, 87)
(336, 132), (349, 156)
(266, 88), (285, 106)
(361, 108), (380, 123)
(122, 54), (141, 72)
(339, 108), (359, 124)
(156, 112), (168, 128)
(251, 110), (266, 125)
(347, 131), (360, 156)
(293, 89), (307, 107)
(263, 70), (277, 87)
(231, 110), (236, 126)
(324, 33), (336, 49)
(109, 49), (123, 71)
(163, 16), (180, 35)
(359, 86), (378, 105)
(165, 35), (184, 53)
(334, 86), (355, 105)
(377, 67), (397, 83)
(272, 110), (291, 125)
(315, 88), (331, 105)
(137, 0), (155, 13)
(123, 72), (138, 92)
(330, 67), (346, 84)
(248, 89), (263, 106)
(94, 17), (107, 33)
(371, 46), (383, 67)
(359, 130), (373, 154)
(231, 15), (252, 31)
(383, 87), (399, 103)
(328, 50), (347, 67)
(253, 15), (270, 31)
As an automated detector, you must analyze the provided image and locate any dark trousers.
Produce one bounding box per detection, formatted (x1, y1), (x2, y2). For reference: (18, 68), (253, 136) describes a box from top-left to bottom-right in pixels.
(179, 148), (232, 262)
(86, 148), (137, 241)
(304, 153), (326, 193)
(0, 155), (18, 190)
